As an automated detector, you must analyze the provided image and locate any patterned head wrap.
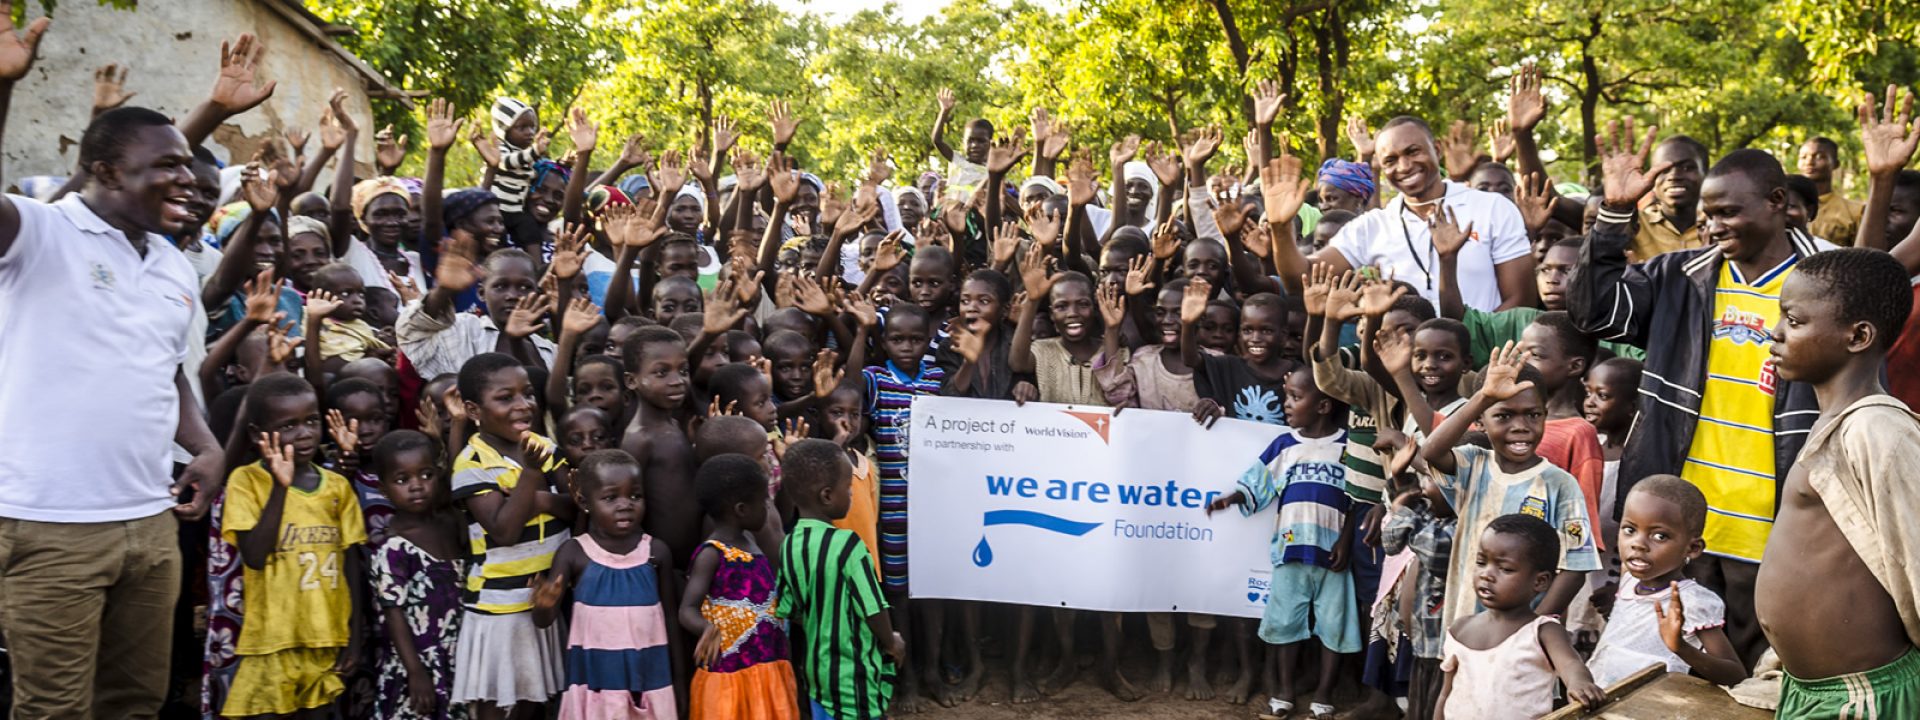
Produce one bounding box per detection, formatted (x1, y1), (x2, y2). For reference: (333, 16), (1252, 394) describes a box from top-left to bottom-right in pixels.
(586, 185), (631, 215)
(351, 177), (412, 232)
(1317, 159), (1376, 201)
(531, 159), (570, 194)
(442, 188), (498, 229)
(286, 215), (331, 246)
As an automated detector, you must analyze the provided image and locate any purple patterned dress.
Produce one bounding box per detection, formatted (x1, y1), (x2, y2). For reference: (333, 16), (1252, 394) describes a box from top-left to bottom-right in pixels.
(688, 540), (797, 719)
(372, 534), (469, 720)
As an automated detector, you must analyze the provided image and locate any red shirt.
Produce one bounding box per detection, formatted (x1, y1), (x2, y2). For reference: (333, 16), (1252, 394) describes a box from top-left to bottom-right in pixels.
(1888, 283), (1920, 411)
(1538, 416), (1608, 550)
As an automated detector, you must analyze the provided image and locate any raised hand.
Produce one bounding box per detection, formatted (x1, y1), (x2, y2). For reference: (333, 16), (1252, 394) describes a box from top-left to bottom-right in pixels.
(1429, 205), (1476, 258)
(950, 321), (988, 363)
(469, 125), (502, 169)
(1142, 141), (1183, 188)
(532, 129), (552, 156)
(1027, 206), (1062, 250)
(712, 115), (741, 158)
(568, 106), (597, 154)
(240, 163), (280, 213)
(1252, 79), (1285, 127)
(306, 288), (342, 320)
(766, 151), (799, 204)
(603, 201), (666, 251)
(840, 291), (880, 329)
(1065, 149), (1099, 205)
(1096, 281), (1127, 329)
(1149, 222), (1181, 262)
(1018, 242), (1058, 298)
(871, 231), (907, 273)
(774, 417), (809, 458)
(864, 147), (893, 187)
(388, 271), (421, 305)
(375, 125), (408, 171)
(256, 431), (296, 487)
(1508, 62), (1546, 133)
(1859, 85), (1920, 176)
(1182, 125), (1224, 168)
(916, 216), (952, 250)
(92, 63), (134, 114)
(0, 3), (44, 84)
(415, 395), (444, 439)
(1597, 117), (1667, 208)
(1109, 134), (1142, 168)
(731, 149), (765, 193)
(652, 149), (689, 200)
(561, 297), (601, 338)
(768, 99), (798, 147)
(326, 409), (360, 457)
(811, 349), (845, 398)
(503, 291), (552, 339)
(318, 91), (350, 150)
(687, 142), (716, 187)
(1180, 277), (1213, 324)
(1302, 262), (1335, 318)
(1239, 219), (1273, 260)
(1514, 171), (1557, 236)
(1325, 271), (1365, 322)
(208, 33), (277, 115)
(1124, 254), (1155, 296)
(992, 220), (1025, 269)
(815, 183), (846, 231)
(1439, 119), (1480, 178)
(264, 322), (299, 368)
(1488, 118), (1515, 164)
(436, 231), (485, 292)
(1481, 341), (1537, 401)
(284, 127), (310, 159)
(1346, 115), (1375, 159)
(618, 132), (651, 169)
(792, 274), (835, 317)
(1032, 107), (1070, 160)
(1212, 199), (1250, 238)
(1373, 323), (1413, 375)
(1259, 153), (1312, 227)
(1358, 270), (1408, 318)
(936, 87), (956, 114)
(426, 98), (465, 151)
(553, 224), (590, 279)
(986, 127), (1030, 174)
(242, 269), (282, 325)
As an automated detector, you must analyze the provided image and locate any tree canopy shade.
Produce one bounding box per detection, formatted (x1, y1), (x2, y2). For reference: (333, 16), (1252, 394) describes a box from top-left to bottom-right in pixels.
(303, 0), (1916, 192)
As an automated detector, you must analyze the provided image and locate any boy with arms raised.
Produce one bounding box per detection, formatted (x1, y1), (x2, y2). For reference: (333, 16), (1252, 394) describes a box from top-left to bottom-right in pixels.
(1757, 248), (1920, 716)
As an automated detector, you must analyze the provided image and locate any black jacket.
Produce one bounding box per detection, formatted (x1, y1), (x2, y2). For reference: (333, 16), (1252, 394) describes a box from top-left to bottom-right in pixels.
(1567, 209), (1822, 518)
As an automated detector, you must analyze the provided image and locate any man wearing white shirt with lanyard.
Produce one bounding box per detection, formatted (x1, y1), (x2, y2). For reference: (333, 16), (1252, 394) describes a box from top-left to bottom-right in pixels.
(1315, 116), (1538, 312)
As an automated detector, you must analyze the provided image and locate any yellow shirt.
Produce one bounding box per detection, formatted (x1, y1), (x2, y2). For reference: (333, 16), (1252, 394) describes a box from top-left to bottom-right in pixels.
(1810, 190), (1863, 246)
(318, 317), (391, 363)
(832, 450), (882, 575)
(453, 433), (570, 614)
(222, 462), (367, 655)
(1684, 258), (1794, 562)
(1630, 205), (1705, 261)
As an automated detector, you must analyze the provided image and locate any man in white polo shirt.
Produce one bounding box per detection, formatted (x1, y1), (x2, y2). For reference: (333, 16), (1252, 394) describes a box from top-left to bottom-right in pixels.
(0, 15), (270, 718)
(1287, 116), (1538, 313)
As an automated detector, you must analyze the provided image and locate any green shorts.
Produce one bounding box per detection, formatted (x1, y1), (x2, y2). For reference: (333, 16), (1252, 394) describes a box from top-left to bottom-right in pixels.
(1780, 648), (1920, 720)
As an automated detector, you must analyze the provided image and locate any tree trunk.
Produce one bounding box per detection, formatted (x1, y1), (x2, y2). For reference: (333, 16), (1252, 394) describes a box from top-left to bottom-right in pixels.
(1579, 14), (1602, 186)
(1207, 0), (1258, 127)
(1314, 8), (1338, 162)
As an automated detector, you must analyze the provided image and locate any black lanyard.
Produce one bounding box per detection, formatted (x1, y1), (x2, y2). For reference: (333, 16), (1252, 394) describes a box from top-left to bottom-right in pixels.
(1396, 204), (1438, 291)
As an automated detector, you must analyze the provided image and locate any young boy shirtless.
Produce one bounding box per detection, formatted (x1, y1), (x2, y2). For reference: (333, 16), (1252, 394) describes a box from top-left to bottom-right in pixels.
(619, 325), (702, 565)
(1757, 247), (1920, 716)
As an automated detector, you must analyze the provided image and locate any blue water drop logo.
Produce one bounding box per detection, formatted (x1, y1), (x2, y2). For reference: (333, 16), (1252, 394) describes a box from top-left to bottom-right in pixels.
(973, 536), (994, 567)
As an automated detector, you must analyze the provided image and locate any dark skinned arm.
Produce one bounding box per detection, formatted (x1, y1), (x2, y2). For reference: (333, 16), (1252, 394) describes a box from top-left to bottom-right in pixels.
(201, 212), (266, 309)
(559, 144), (593, 226)
(1008, 295), (1039, 374)
(1419, 390), (1495, 475)
(464, 459), (549, 546)
(200, 318), (264, 404)
(235, 481), (291, 571)
(327, 124), (360, 259)
(421, 147), (449, 256)
(654, 538), (689, 710)
(1536, 569), (1588, 618)
(603, 244), (640, 323)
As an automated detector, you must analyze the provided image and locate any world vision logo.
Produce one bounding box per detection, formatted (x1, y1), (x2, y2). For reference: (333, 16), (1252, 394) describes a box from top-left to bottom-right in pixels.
(1060, 410), (1112, 444)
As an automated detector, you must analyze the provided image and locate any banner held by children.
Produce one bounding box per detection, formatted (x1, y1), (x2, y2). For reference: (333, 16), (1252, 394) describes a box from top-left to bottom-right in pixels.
(906, 396), (1285, 618)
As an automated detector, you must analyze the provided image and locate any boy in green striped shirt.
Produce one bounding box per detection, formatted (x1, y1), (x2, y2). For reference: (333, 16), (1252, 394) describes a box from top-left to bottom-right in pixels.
(777, 439), (907, 719)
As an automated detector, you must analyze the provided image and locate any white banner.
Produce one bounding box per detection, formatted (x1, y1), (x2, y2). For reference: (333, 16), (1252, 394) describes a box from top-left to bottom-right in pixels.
(905, 396), (1286, 618)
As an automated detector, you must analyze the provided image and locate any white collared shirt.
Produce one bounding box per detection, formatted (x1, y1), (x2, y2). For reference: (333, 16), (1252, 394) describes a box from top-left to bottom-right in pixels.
(0, 194), (200, 522)
(1329, 180), (1531, 312)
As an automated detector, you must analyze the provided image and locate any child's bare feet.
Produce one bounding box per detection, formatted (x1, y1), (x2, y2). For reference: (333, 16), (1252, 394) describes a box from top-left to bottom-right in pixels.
(922, 667), (956, 708)
(1011, 672), (1042, 704)
(954, 658), (984, 701)
(1225, 665), (1255, 704)
(894, 672), (926, 714)
(1038, 655), (1079, 696)
(1101, 665), (1144, 702)
(1151, 650), (1175, 694)
(1185, 653), (1215, 700)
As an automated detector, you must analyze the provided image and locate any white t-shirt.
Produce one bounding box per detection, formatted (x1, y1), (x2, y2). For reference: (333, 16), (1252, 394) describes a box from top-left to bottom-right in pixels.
(1587, 578), (1727, 687)
(1329, 180), (1530, 312)
(341, 237), (426, 317)
(0, 195), (200, 522)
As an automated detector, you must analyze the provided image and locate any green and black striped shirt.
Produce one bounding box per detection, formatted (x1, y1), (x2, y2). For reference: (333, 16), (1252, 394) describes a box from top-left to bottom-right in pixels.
(777, 518), (893, 719)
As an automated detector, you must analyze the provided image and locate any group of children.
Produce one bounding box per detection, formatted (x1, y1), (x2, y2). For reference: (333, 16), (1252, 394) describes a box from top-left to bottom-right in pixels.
(18, 29), (1920, 720)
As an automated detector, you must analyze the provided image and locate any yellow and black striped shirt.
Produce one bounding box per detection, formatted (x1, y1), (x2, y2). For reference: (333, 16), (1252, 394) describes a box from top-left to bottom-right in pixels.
(453, 433), (569, 615)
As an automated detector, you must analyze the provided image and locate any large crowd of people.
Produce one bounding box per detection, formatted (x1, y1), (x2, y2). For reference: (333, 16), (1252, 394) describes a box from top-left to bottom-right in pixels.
(1, 7), (1918, 720)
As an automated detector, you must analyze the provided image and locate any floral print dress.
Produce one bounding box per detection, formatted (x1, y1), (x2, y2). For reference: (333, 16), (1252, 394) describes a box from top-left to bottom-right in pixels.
(372, 534), (469, 720)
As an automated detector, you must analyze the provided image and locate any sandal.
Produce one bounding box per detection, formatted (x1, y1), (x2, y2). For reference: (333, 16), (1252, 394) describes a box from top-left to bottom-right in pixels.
(1258, 697), (1294, 719)
(1309, 701), (1337, 720)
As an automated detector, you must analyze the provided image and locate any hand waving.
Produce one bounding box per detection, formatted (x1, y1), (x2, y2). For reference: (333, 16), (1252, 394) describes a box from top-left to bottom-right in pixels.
(1596, 117), (1667, 208)
(208, 33), (277, 115)
(1859, 85), (1920, 177)
(1481, 341), (1537, 401)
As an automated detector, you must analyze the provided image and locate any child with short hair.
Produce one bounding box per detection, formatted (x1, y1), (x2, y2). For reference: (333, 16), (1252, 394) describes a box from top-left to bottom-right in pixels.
(531, 449), (681, 719)
(1757, 247), (1920, 716)
(448, 353), (572, 719)
(929, 88), (992, 201)
(1587, 476), (1745, 687)
(221, 373), (368, 718)
(1419, 343), (1599, 629)
(680, 454), (799, 719)
(620, 326), (704, 566)
(1207, 366), (1355, 720)
(312, 262), (393, 369)
(368, 430), (469, 720)
(778, 439), (907, 720)
(1180, 280), (1295, 425)
(1435, 514), (1605, 718)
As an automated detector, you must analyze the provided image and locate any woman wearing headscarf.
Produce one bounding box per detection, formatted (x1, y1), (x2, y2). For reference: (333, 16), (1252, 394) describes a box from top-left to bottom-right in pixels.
(345, 177), (428, 314)
(1316, 158), (1376, 213)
